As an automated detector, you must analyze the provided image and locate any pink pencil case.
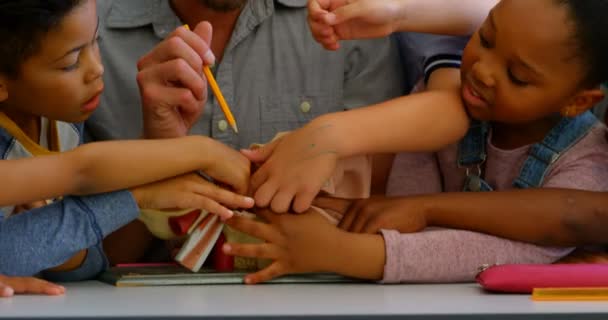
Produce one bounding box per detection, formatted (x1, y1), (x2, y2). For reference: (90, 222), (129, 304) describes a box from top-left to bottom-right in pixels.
(476, 264), (608, 293)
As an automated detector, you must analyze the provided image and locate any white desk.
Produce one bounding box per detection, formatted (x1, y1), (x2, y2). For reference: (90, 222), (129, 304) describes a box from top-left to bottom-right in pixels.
(2, 281), (608, 319)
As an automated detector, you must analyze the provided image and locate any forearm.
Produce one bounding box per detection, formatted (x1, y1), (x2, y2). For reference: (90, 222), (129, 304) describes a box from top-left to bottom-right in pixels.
(70, 135), (219, 195)
(318, 89), (468, 157)
(395, 0), (498, 35)
(0, 136), (217, 206)
(380, 229), (572, 283)
(0, 191), (137, 276)
(326, 231), (386, 280)
(416, 189), (608, 246)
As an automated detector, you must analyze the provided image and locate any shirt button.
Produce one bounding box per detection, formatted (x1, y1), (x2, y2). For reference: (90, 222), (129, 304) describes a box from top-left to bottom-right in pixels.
(300, 101), (311, 113)
(218, 120), (228, 132)
(467, 175), (482, 192)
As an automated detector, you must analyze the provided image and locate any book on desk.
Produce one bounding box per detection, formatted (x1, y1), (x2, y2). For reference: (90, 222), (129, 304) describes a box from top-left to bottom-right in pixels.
(99, 264), (358, 287)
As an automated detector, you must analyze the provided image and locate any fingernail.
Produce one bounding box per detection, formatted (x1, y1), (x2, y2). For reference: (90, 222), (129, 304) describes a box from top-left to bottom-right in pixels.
(324, 13), (336, 24)
(0, 286), (14, 297)
(204, 51), (216, 66)
(244, 197), (255, 207)
(48, 287), (64, 295)
(223, 244), (231, 253)
(244, 277), (252, 284)
(223, 209), (234, 219)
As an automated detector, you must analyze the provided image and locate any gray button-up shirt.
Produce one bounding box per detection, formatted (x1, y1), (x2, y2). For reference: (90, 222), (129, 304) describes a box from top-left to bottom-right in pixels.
(89, 0), (468, 149)
(88, 0), (408, 148)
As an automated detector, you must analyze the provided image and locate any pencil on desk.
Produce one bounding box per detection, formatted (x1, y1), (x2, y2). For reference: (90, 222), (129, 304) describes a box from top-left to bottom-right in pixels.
(184, 25), (238, 134)
(532, 287), (608, 301)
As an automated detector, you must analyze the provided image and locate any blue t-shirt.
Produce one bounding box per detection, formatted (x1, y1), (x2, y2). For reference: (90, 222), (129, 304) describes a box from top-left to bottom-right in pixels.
(0, 118), (139, 280)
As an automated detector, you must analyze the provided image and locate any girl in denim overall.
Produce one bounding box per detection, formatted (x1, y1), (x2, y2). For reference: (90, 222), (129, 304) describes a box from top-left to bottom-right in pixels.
(220, 0), (608, 284)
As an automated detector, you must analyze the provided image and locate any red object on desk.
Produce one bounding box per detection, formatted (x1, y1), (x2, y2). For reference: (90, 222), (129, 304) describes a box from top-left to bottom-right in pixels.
(477, 264), (608, 293)
(169, 209), (202, 236)
(212, 233), (234, 272)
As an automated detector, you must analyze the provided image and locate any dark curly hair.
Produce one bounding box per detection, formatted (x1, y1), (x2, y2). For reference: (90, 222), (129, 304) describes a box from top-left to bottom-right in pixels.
(0, 0), (83, 78)
(554, 0), (608, 87)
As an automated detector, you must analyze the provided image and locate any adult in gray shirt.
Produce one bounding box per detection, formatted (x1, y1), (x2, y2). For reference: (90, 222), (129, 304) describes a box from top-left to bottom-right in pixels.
(89, 0), (406, 148)
(89, 0), (466, 263)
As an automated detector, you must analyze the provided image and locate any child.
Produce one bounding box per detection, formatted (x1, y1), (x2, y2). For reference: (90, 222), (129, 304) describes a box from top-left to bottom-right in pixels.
(0, 139), (255, 298)
(226, 0), (608, 284)
(0, 0), (253, 288)
(256, 0), (608, 251)
(245, 0), (509, 213)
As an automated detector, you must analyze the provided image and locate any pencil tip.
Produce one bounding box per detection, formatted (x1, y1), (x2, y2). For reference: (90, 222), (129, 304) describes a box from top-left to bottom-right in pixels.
(232, 124), (239, 134)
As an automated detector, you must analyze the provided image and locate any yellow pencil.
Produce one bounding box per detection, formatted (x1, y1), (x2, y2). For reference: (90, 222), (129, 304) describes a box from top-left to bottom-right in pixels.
(532, 287), (608, 301)
(184, 25), (238, 133)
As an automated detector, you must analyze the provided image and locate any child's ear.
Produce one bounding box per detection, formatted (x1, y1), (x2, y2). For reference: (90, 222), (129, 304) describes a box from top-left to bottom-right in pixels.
(0, 75), (7, 102)
(560, 89), (604, 118)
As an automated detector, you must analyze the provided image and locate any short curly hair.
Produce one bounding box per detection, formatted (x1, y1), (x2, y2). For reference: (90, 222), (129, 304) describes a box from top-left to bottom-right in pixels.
(0, 0), (83, 78)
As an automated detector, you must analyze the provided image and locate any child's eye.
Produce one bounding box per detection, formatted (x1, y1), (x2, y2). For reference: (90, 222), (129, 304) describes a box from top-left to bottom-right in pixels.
(62, 60), (80, 71)
(508, 69), (528, 87)
(479, 32), (492, 49)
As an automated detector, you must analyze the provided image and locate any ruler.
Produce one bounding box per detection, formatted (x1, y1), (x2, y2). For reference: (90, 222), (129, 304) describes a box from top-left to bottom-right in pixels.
(532, 287), (608, 301)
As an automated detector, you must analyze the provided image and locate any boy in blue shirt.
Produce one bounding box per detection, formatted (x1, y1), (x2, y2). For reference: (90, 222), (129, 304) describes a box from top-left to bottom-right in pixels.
(0, 0), (254, 285)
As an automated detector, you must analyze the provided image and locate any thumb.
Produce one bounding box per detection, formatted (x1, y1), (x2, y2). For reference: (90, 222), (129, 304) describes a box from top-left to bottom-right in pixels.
(308, 0), (324, 17)
(324, 3), (364, 26)
(240, 139), (279, 163)
(192, 21), (215, 65)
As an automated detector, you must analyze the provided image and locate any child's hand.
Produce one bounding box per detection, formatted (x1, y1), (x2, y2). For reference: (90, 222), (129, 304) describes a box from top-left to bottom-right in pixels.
(308, 0), (403, 50)
(242, 124), (340, 213)
(201, 138), (252, 195)
(222, 208), (343, 284)
(558, 249), (608, 264)
(131, 173), (254, 220)
(0, 275), (65, 297)
(12, 200), (48, 215)
(334, 196), (428, 234)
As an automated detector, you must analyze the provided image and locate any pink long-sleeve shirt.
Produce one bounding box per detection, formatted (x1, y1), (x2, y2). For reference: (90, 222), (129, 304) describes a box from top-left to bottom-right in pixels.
(380, 123), (608, 283)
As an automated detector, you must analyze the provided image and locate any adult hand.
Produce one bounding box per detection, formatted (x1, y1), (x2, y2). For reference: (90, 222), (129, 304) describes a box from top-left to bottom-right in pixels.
(137, 22), (215, 138)
(308, 0), (403, 50)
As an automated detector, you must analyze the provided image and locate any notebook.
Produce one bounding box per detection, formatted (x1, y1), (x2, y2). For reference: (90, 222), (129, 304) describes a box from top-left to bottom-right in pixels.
(98, 265), (357, 287)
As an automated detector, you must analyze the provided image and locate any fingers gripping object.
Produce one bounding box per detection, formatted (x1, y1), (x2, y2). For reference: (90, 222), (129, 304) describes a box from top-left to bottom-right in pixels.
(139, 132), (373, 272)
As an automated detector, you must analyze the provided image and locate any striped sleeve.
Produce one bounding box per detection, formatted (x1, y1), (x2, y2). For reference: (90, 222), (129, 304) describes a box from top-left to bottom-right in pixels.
(423, 53), (464, 83)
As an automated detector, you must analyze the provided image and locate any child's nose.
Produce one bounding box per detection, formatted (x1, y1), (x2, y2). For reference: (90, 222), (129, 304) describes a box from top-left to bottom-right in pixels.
(471, 60), (496, 88)
(84, 49), (104, 83)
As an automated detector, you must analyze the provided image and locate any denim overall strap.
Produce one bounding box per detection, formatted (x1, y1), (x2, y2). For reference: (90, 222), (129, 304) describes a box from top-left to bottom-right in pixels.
(458, 120), (493, 192)
(513, 111), (598, 189)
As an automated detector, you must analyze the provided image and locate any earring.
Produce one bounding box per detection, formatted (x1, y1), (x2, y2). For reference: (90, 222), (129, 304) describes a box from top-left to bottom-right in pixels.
(561, 107), (574, 117)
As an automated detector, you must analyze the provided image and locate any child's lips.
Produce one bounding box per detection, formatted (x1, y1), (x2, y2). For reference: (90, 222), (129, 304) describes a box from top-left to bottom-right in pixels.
(462, 81), (490, 110)
(82, 90), (103, 112)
